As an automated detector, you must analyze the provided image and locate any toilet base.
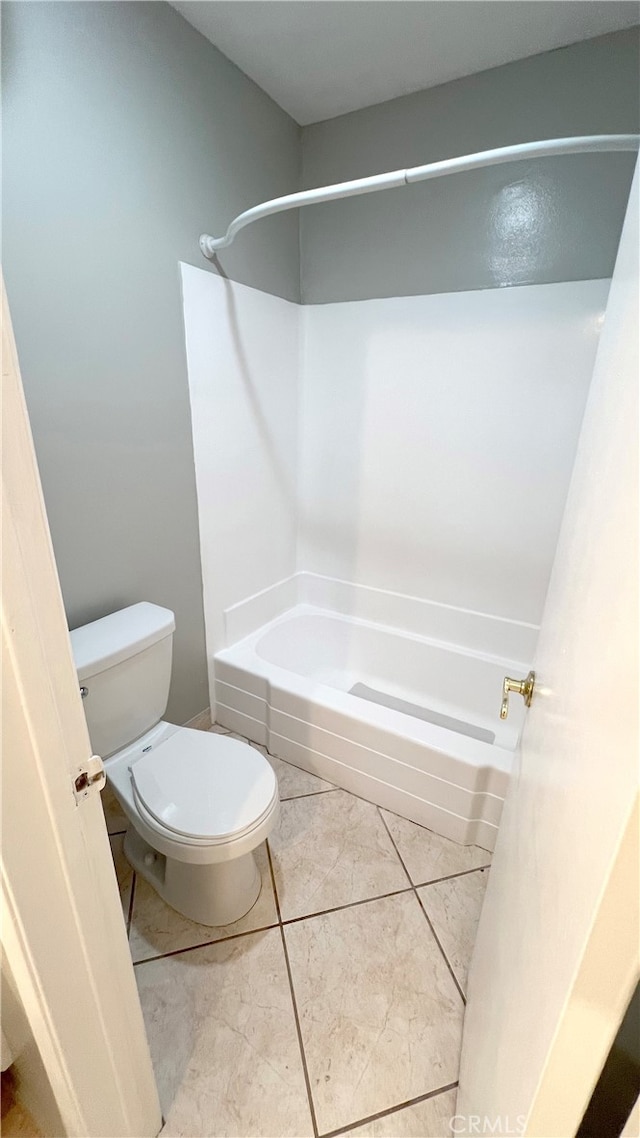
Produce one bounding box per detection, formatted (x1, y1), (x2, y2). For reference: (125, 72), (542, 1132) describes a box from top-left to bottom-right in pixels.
(123, 826), (262, 926)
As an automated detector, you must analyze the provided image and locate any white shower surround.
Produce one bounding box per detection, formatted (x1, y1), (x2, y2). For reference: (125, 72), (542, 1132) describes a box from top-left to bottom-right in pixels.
(180, 264), (608, 846)
(299, 281), (609, 622)
(179, 265), (300, 672)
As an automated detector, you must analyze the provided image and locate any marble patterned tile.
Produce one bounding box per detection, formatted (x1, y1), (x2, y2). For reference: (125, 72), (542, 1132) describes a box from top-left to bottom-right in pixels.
(419, 869), (489, 996)
(109, 833), (133, 919)
(253, 743), (337, 800)
(380, 810), (491, 885)
(284, 892), (464, 1135)
(270, 790), (409, 920)
(346, 1088), (458, 1137)
(137, 927), (313, 1138)
(188, 710), (212, 731)
(212, 728), (336, 798)
(101, 781), (128, 834)
(129, 843), (278, 963)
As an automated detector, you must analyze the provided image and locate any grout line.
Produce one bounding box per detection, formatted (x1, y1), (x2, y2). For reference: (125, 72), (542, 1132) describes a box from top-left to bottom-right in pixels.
(266, 838), (282, 923)
(130, 880), (422, 964)
(377, 808), (414, 888)
(377, 808), (466, 1005)
(280, 787), (340, 802)
(126, 871), (136, 939)
(320, 1081), (459, 1138)
(131, 884), (420, 964)
(267, 843), (319, 1138)
(132, 920), (280, 967)
(279, 915), (321, 1138)
(130, 829), (410, 965)
(377, 804), (493, 854)
(414, 863), (491, 889)
(282, 887), (415, 928)
(415, 891), (466, 1006)
(109, 828), (128, 837)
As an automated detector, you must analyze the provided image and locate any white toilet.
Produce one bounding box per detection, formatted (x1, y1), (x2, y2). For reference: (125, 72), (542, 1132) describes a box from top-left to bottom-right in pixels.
(70, 602), (279, 926)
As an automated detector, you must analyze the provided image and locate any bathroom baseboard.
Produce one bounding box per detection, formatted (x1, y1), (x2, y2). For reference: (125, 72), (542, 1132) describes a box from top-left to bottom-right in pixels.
(184, 707), (212, 732)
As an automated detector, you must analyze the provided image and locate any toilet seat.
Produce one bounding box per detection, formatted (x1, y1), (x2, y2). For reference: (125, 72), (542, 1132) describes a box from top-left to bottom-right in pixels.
(129, 730), (277, 843)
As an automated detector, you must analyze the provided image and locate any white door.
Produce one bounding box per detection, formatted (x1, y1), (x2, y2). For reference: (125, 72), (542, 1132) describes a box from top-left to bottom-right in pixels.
(457, 166), (639, 1136)
(1, 279), (162, 1137)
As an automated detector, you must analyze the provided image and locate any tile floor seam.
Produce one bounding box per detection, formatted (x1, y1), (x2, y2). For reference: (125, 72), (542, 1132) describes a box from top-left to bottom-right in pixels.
(267, 840), (320, 1138)
(126, 870), (136, 939)
(278, 922), (320, 1138)
(415, 890), (466, 1006)
(128, 875), (419, 967)
(280, 787), (340, 802)
(319, 1081), (460, 1138)
(281, 886), (415, 928)
(414, 864), (492, 889)
(376, 807), (414, 888)
(377, 807), (467, 1005)
(266, 838), (282, 923)
(131, 919), (280, 967)
(128, 821), (413, 966)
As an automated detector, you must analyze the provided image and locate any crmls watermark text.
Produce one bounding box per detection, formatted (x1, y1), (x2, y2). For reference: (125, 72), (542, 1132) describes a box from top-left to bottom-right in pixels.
(449, 1115), (527, 1136)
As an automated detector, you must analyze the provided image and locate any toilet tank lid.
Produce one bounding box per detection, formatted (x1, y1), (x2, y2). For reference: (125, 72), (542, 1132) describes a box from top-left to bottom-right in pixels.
(70, 602), (175, 681)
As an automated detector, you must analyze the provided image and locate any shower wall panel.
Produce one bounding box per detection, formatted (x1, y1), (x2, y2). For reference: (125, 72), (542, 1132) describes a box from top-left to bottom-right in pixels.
(298, 279), (609, 625)
(180, 265), (300, 663)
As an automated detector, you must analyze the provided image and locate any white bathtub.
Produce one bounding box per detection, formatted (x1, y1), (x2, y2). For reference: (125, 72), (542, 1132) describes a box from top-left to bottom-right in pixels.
(214, 600), (532, 851)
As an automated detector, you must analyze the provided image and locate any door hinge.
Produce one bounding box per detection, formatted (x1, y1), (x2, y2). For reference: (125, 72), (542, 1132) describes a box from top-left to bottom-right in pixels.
(74, 755), (106, 802)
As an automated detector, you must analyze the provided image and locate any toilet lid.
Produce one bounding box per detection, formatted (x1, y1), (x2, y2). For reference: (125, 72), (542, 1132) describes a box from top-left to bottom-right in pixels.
(129, 730), (277, 841)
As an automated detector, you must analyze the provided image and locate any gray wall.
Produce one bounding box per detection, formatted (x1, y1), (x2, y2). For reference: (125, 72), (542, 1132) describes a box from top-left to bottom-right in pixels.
(301, 28), (639, 303)
(2, 1), (301, 722)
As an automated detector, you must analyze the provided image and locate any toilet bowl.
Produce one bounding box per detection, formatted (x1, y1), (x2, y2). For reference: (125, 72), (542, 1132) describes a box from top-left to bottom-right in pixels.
(107, 721), (279, 925)
(70, 602), (279, 926)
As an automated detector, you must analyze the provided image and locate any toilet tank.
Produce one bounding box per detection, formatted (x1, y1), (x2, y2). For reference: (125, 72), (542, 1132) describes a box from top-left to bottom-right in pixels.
(70, 602), (175, 759)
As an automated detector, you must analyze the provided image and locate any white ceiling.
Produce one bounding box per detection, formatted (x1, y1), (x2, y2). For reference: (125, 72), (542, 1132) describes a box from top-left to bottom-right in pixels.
(171, 1), (639, 125)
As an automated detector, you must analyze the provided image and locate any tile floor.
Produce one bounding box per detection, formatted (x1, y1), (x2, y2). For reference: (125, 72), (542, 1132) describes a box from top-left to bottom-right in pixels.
(106, 725), (491, 1138)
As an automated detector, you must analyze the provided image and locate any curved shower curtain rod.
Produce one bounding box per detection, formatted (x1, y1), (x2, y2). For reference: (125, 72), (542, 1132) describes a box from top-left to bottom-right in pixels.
(199, 133), (639, 258)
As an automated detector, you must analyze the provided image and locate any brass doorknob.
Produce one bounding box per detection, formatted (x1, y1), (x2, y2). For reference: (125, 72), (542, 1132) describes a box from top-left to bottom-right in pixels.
(500, 671), (535, 720)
